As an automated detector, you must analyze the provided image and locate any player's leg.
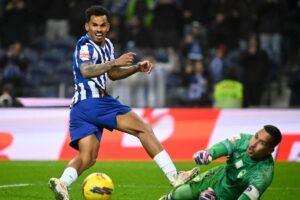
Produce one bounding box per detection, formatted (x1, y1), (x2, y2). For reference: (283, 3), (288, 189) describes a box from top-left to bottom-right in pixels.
(49, 134), (100, 200)
(159, 174), (206, 200)
(169, 183), (199, 200)
(116, 111), (199, 186)
(68, 133), (100, 175)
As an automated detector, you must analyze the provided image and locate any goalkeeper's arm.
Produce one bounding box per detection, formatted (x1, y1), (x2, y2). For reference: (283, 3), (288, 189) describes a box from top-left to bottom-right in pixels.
(193, 142), (228, 165)
(237, 185), (260, 200)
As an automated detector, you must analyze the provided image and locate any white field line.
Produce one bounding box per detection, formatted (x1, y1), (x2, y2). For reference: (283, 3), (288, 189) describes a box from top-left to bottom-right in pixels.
(0, 183), (34, 188)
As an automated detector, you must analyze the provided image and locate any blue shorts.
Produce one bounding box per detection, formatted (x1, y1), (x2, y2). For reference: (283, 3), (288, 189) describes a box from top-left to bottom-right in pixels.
(69, 96), (131, 150)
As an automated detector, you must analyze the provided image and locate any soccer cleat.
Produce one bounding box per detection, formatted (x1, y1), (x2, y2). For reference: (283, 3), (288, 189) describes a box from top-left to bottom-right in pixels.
(172, 167), (200, 187)
(48, 178), (70, 200)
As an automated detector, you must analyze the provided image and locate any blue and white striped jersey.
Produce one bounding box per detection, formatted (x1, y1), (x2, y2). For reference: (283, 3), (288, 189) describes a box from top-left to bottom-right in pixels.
(71, 34), (115, 105)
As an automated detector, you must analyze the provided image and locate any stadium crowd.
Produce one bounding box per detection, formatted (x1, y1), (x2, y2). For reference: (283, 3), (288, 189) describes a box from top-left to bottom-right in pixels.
(0, 0), (300, 108)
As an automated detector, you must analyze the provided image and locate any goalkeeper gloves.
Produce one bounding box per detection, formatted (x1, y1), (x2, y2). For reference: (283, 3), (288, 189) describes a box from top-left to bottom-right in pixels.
(193, 150), (212, 165)
(199, 188), (216, 200)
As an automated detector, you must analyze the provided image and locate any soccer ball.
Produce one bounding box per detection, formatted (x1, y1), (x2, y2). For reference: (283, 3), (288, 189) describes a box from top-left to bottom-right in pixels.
(82, 172), (114, 200)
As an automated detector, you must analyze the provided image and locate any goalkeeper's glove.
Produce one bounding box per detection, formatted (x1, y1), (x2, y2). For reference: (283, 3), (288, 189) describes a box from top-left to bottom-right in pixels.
(199, 188), (216, 200)
(193, 150), (212, 165)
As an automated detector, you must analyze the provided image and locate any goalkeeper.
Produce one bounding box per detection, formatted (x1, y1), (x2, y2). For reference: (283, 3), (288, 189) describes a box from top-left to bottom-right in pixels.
(159, 125), (282, 200)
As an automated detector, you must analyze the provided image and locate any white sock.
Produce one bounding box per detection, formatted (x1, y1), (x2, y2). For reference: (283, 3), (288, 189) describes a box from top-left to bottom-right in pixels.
(59, 167), (78, 187)
(153, 150), (177, 183)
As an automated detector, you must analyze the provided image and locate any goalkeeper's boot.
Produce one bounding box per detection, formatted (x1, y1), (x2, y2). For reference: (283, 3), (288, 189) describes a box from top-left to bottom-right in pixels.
(173, 167), (200, 187)
(49, 178), (70, 200)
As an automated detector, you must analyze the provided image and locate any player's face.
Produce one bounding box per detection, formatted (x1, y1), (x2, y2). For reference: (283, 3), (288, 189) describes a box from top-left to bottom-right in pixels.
(246, 128), (274, 160)
(85, 15), (110, 46)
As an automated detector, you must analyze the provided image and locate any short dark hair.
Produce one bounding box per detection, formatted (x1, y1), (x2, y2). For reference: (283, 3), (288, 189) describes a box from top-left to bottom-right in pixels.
(264, 125), (282, 146)
(85, 5), (109, 22)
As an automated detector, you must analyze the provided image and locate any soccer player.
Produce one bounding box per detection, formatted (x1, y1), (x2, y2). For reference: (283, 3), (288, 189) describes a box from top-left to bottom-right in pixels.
(159, 125), (282, 200)
(48, 5), (198, 200)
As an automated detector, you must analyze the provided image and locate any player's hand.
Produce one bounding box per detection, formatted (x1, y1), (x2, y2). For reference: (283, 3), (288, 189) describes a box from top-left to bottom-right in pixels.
(115, 52), (136, 66)
(137, 60), (153, 73)
(199, 188), (216, 200)
(193, 150), (212, 165)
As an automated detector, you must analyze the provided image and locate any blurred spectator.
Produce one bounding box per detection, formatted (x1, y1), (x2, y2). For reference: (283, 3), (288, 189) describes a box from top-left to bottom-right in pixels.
(181, 0), (211, 26)
(126, 0), (154, 28)
(0, 84), (23, 107)
(0, 0), (29, 47)
(257, 0), (287, 80)
(146, 48), (179, 107)
(208, 0), (240, 50)
(44, 0), (70, 41)
(123, 15), (153, 50)
(26, 0), (48, 41)
(213, 67), (243, 108)
(0, 42), (28, 96)
(108, 14), (123, 53)
(239, 34), (271, 107)
(108, 48), (179, 107)
(288, 65), (300, 107)
(152, 0), (183, 49)
(181, 21), (207, 61)
(187, 60), (211, 106)
(209, 44), (226, 83)
(236, 0), (259, 51)
(282, 0), (300, 67)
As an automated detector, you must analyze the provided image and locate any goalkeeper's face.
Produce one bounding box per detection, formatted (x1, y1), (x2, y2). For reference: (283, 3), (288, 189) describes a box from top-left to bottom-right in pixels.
(246, 129), (274, 160)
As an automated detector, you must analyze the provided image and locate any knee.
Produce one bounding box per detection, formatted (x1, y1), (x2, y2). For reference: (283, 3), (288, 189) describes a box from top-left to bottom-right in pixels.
(137, 123), (154, 137)
(81, 154), (97, 167)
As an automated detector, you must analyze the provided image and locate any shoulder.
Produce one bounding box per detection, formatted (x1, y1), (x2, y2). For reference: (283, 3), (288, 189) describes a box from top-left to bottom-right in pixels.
(105, 38), (114, 50)
(228, 133), (251, 144)
(240, 133), (253, 141)
(76, 35), (93, 49)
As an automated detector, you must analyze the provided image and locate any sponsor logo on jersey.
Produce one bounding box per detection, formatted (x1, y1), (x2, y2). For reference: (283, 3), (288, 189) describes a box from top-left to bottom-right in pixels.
(79, 53), (91, 60)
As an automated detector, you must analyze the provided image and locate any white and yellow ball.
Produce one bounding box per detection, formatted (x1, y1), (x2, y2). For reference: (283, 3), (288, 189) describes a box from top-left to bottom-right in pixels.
(82, 172), (114, 200)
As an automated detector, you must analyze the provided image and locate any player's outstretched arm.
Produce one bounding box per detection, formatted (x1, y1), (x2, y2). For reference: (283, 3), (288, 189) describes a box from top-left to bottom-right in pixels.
(238, 185), (260, 200)
(79, 52), (136, 79)
(108, 59), (153, 80)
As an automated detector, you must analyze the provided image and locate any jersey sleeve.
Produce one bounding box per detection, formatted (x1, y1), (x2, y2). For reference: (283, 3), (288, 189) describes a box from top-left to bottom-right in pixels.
(249, 166), (273, 197)
(207, 134), (242, 159)
(76, 43), (94, 67)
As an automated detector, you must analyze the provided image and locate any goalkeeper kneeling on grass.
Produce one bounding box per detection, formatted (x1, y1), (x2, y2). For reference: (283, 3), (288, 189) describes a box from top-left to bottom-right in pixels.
(159, 125), (282, 200)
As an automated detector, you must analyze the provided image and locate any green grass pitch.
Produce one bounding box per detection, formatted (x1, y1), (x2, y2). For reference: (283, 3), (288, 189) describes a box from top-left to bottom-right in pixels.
(0, 161), (299, 200)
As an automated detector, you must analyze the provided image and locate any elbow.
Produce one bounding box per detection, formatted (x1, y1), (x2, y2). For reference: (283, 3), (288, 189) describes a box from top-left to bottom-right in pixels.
(107, 72), (118, 81)
(108, 75), (118, 81)
(82, 73), (91, 79)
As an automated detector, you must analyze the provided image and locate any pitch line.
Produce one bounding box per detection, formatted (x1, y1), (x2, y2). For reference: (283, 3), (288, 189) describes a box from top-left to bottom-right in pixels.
(0, 183), (34, 188)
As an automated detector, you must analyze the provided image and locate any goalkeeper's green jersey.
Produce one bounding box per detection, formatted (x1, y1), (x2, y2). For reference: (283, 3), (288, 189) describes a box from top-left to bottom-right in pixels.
(205, 133), (274, 199)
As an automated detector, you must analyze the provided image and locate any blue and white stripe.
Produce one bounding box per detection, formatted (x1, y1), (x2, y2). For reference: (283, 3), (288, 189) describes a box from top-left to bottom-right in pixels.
(71, 34), (115, 105)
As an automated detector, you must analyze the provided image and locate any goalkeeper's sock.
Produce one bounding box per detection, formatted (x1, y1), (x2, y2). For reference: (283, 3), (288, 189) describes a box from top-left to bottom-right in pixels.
(59, 167), (78, 187)
(153, 150), (177, 183)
